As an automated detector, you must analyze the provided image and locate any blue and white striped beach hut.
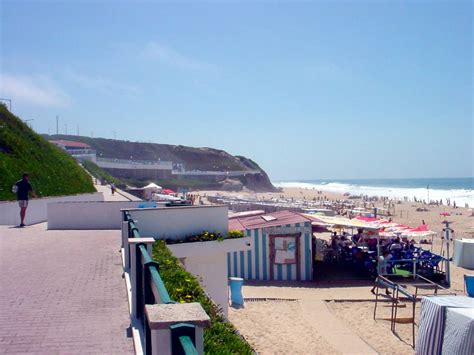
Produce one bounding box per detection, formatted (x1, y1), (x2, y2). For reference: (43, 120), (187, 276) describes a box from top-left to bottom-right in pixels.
(228, 211), (314, 281)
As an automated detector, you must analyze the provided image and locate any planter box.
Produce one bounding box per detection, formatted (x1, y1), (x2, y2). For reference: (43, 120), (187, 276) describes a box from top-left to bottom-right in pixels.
(167, 237), (251, 258)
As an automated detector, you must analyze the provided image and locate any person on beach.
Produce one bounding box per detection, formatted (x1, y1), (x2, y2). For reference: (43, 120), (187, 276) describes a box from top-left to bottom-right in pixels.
(14, 173), (36, 227)
(110, 182), (116, 195)
(371, 250), (392, 295)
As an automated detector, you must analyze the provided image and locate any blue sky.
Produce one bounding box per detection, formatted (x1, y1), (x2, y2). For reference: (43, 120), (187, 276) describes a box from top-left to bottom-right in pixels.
(1, 0), (472, 180)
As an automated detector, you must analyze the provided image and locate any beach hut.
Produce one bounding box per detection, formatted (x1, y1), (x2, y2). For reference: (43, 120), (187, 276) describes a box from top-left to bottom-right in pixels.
(228, 210), (314, 281)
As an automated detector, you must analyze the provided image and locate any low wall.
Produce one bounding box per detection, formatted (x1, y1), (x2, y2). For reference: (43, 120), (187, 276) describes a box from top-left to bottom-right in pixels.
(48, 201), (148, 230)
(0, 193), (104, 226)
(127, 205), (228, 240)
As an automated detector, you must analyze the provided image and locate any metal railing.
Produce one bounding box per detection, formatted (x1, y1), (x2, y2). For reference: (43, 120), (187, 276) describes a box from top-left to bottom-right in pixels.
(123, 211), (199, 355)
(97, 157), (173, 167)
(171, 169), (260, 177)
(373, 273), (453, 349)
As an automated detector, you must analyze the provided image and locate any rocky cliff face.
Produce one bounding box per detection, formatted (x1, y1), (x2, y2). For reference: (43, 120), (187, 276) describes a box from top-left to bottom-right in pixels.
(234, 156), (278, 192)
(42, 134), (276, 192)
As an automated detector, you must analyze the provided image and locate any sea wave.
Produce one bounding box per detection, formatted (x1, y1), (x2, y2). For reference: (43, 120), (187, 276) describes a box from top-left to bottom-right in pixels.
(273, 181), (474, 207)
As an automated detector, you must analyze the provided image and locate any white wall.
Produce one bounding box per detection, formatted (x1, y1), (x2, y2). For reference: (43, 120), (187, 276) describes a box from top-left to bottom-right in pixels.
(168, 238), (251, 317)
(184, 254), (229, 316)
(128, 205), (228, 240)
(48, 201), (147, 230)
(0, 193), (103, 226)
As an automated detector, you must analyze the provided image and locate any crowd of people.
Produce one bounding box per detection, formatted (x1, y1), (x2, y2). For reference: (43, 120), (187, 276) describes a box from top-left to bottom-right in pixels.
(325, 229), (422, 280)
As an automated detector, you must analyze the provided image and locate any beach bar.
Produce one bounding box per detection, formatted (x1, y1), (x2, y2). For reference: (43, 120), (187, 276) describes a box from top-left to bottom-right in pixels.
(228, 211), (314, 281)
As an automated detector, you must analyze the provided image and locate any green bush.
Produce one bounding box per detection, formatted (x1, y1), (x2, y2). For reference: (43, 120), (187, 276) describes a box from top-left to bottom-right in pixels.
(165, 230), (244, 244)
(0, 105), (95, 200)
(152, 241), (253, 354)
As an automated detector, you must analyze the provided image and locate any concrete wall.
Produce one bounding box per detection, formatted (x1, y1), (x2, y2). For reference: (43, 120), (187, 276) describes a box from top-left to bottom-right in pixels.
(126, 205), (230, 316)
(184, 254), (229, 316)
(168, 238), (251, 317)
(0, 193), (103, 226)
(48, 201), (148, 230)
(127, 205), (228, 240)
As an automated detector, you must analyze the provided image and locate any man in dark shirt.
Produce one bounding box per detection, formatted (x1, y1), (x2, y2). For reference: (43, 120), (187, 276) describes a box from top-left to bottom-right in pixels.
(15, 173), (36, 227)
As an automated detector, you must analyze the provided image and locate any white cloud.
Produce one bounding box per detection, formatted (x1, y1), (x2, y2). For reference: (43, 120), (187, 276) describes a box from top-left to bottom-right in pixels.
(142, 41), (216, 72)
(0, 73), (70, 108)
(66, 70), (140, 96)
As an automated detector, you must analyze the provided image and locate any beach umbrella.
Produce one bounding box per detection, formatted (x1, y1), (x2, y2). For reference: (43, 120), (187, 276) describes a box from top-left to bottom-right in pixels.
(162, 188), (175, 194)
(440, 212), (451, 217)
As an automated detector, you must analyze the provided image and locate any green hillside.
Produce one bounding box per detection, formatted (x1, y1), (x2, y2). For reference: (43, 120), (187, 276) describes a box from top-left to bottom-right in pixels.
(41, 134), (277, 192)
(43, 134), (251, 171)
(0, 105), (95, 200)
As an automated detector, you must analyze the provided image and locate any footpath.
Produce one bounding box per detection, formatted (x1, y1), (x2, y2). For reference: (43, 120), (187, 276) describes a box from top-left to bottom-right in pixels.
(0, 186), (135, 354)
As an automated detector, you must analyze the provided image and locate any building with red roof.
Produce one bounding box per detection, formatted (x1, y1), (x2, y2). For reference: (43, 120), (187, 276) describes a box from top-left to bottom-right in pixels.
(228, 210), (314, 281)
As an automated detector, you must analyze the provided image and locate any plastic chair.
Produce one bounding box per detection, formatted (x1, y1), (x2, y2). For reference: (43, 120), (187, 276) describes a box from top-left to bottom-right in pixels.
(464, 275), (474, 297)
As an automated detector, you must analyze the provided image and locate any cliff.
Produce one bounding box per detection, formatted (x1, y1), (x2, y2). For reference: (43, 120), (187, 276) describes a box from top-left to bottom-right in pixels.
(42, 134), (276, 192)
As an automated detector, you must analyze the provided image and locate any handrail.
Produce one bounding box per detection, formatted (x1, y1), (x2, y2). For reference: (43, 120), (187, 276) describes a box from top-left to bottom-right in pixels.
(179, 336), (199, 355)
(396, 285), (415, 301)
(138, 244), (173, 304)
(414, 274), (449, 291)
(123, 210), (199, 354)
(149, 266), (173, 304)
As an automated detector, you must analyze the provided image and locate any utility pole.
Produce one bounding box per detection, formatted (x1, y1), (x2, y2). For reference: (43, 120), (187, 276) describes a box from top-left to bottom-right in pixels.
(56, 116), (59, 135)
(77, 124), (80, 136)
(65, 123), (67, 135)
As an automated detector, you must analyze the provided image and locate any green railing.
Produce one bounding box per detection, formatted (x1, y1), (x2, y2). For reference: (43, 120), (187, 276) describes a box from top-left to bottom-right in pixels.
(123, 211), (198, 355)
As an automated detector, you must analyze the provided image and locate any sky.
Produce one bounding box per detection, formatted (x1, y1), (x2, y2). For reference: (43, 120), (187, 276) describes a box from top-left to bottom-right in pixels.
(1, 0), (472, 181)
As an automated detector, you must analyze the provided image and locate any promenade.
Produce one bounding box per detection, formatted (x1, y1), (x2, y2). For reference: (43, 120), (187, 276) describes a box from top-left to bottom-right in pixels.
(0, 187), (135, 354)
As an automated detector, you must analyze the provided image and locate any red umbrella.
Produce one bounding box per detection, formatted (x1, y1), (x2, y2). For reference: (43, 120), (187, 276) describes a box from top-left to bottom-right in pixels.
(440, 212), (451, 217)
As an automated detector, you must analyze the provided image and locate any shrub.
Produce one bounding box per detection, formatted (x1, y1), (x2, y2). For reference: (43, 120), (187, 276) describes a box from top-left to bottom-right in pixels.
(165, 230), (244, 244)
(152, 241), (253, 354)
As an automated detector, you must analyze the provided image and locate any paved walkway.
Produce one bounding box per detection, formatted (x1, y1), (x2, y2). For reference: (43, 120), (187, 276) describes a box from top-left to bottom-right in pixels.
(95, 184), (141, 202)
(0, 223), (134, 354)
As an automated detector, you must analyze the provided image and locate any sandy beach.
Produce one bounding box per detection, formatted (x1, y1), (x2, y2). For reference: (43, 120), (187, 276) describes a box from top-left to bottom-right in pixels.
(196, 187), (473, 354)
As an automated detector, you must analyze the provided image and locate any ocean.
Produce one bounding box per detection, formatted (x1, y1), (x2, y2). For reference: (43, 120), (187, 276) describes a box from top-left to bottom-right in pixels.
(273, 177), (474, 207)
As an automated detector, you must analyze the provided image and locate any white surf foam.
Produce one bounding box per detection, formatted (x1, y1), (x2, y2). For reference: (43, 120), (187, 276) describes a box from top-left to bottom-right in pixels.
(274, 181), (474, 208)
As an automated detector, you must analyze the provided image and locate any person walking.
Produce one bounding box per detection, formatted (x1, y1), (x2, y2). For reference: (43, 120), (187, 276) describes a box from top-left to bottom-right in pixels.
(14, 173), (36, 227)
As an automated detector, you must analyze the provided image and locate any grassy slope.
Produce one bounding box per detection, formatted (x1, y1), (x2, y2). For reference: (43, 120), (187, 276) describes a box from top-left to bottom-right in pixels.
(0, 105), (95, 200)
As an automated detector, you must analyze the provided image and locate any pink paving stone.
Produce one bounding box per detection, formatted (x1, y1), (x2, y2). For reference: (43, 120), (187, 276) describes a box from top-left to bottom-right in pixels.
(0, 223), (134, 354)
